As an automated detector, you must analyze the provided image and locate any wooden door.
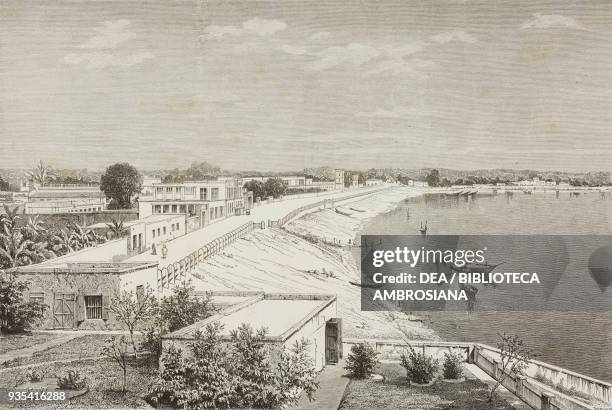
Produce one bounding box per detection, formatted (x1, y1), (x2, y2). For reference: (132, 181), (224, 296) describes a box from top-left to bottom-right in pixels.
(53, 293), (75, 329)
(325, 320), (339, 364)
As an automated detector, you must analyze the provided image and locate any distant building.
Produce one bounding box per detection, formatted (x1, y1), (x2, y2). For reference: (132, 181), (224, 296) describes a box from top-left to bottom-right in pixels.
(365, 179), (383, 186)
(140, 176), (162, 201)
(163, 292), (341, 372)
(334, 169), (345, 191)
(351, 174), (359, 188)
(88, 213), (186, 255)
(138, 177), (252, 229)
(23, 184), (106, 214)
(409, 180), (428, 187)
(241, 175), (336, 193)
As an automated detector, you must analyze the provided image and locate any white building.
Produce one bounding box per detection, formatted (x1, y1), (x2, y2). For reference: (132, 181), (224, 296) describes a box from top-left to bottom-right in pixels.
(23, 184), (106, 214)
(163, 292), (341, 372)
(241, 175), (337, 193)
(334, 169), (345, 191)
(365, 179), (383, 186)
(138, 177), (252, 230)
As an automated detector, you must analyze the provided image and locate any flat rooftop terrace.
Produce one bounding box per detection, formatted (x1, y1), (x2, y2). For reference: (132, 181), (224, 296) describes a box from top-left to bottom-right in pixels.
(166, 293), (336, 342)
(9, 261), (157, 275)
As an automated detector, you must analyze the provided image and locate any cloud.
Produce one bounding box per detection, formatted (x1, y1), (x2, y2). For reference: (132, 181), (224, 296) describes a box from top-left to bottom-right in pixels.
(279, 45), (308, 56)
(307, 43), (380, 71)
(203, 17), (287, 40)
(366, 57), (436, 77)
(431, 30), (477, 44)
(63, 19), (153, 69)
(204, 25), (242, 39)
(309, 31), (331, 41)
(521, 14), (583, 30)
(242, 17), (287, 36)
(62, 51), (154, 69)
(79, 20), (134, 49)
(357, 107), (417, 119)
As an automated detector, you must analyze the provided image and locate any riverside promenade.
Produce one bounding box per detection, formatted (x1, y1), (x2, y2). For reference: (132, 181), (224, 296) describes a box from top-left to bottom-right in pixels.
(125, 185), (389, 266)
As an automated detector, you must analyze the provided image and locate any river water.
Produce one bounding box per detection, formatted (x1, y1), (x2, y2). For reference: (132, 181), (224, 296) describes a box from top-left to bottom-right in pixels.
(358, 190), (612, 382)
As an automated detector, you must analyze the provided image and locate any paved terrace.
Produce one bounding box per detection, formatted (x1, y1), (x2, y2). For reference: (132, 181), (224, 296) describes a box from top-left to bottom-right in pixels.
(125, 186), (388, 265)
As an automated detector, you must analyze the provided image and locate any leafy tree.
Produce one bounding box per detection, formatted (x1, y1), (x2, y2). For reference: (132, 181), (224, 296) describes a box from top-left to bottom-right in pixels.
(147, 322), (319, 409)
(0, 272), (47, 333)
(109, 286), (157, 357)
(68, 222), (102, 250)
(230, 324), (276, 407)
(243, 180), (266, 202)
(158, 281), (214, 333)
(345, 343), (380, 379)
(106, 220), (128, 239)
(488, 333), (535, 402)
(102, 336), (131, 392)
(0, 225), (45, 268)
(425, 169), (440, 187)
(0, 204), (22, 232)
(0, 176), (9, 191)
(47, 228), (75, 256)
(100, 163), (142, 209)
(25, 160), (53, 187)
(186, 161), (222, 180)
(263, 178), (288, 199)
(22, 216), (45, 242)
(276, 339), (319, 405)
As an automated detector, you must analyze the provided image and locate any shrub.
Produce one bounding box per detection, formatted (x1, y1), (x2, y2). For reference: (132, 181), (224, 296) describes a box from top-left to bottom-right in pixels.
(158, 281), (215, 333)
(400, 347), (438, 384)
(147, 322), (319, 409)
(344, 343), (380, 379)
(140, 327), (163, 363)
(27, 369), (43, 382)
(442, 350), (464, 380)
(0, 272), (46, 333)
(56, 370), (86, 390)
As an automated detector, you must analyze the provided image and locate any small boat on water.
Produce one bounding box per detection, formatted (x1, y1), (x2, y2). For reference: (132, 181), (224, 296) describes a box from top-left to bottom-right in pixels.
(523, 190), (533, 194)
(335, 207), (353, 216)
(349, 207), (366, 212)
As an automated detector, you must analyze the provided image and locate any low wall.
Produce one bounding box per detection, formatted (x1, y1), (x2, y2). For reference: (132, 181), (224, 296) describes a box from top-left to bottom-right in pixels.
(342, 338), (611, 410)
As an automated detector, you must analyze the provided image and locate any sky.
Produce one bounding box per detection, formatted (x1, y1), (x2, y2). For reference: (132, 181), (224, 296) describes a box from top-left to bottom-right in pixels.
(1, 0), (611, 172)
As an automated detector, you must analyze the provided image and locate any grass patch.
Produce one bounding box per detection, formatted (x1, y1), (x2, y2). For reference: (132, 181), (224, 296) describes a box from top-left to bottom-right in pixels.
(0, 333), (64, 355)
(1, 334), (142, 369)
(339, 362), (514, 409)
(0, 356), (156, 408)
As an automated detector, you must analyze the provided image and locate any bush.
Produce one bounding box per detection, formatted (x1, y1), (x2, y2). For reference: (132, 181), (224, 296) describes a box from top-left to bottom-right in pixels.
(0, 272), (47, 333)
(158, 281), (215, 333)
(344, 343), (380, 379)
(400, 348), (438, 384)
(140, 327), (163, 363)
(442, 350), (464, 380)
(147, 323), (319, 409)
(27, 369), (43, 382)
(56, 370), (86, 390)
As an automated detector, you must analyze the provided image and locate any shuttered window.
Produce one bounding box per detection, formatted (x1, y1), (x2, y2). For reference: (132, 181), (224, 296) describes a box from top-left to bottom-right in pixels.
(85, 295), (103, 319)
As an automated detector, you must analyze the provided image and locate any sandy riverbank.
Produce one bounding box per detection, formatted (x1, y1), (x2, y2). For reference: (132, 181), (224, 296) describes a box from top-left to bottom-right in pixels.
(190, 186), (438, 340)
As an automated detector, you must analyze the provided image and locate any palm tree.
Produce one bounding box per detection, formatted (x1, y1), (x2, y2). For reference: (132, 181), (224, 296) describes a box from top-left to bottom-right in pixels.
(106, 220), (128, 239)
(0, 205), (22, 232)
(69, 223), (103, 249)
(22, 216), (45, 241)
(47, 228), (75, 256)
(25, 160), (54, 188)
(0, 225), (43, 268)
